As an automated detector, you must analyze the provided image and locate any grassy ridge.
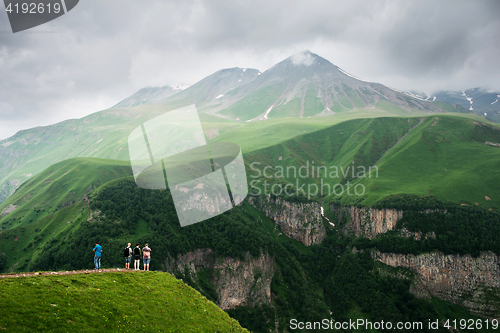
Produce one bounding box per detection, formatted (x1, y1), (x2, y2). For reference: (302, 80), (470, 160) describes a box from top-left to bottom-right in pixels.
(343, 116), (500, 207)
(219, 84), (286, 120)
(0, 201), (87, 273)
(212, 109), (426, 153)
(243, 115), (500, 209)
(0, 271), (247, 332)
(0, 158), (132, 230)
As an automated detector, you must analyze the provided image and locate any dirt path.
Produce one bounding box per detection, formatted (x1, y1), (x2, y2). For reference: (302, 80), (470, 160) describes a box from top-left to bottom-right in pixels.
(0, 268), (142, 279)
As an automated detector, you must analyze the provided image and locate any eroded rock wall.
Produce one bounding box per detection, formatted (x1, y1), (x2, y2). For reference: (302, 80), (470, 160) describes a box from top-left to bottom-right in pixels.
(330, 204), (403, 239)
(247, 196), (326, 246)
(165, 248), (275, 310)
(374, 250), (500, 318)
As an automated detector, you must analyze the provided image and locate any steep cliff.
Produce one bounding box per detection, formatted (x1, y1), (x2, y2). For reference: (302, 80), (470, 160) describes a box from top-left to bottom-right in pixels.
(330, 204), (403, 239)
(0, 204), (17, 218)
(247, 196), (326, 246)
(0, 179), (20, 205)
(164, 249), (275, 310)
(374, 250), (500, 318)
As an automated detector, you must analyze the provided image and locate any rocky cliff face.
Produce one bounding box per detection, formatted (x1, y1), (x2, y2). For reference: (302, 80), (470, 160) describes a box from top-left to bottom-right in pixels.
(330, 204), (403, 239)
(164, 249), (275, 310)
(374, 250), (500, 318)
(0, 204), (17, 218)
(0, 179), (20, 205)
(247, 196), (326, 246)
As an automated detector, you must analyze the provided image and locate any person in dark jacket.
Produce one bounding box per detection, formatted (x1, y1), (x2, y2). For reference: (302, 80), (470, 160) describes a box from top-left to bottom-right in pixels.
(133, 243), (141, 270)
(124, 243), (132, 269)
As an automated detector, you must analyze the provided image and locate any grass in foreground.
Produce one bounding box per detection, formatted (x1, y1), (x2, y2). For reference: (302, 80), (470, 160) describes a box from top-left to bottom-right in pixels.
(0, 271), (248, 333)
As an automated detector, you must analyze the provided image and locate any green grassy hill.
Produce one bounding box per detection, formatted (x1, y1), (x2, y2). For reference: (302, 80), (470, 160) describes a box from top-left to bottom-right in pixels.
(0, 271), (247, 332)
(340, 115), (500, 207)
(244, 115), (500, 209)
(0, 157), (133, 230)
(212, 108), (429, 153)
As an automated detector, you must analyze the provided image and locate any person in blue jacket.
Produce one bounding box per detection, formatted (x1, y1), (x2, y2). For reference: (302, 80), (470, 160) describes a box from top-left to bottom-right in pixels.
(93, 241), (102, 270)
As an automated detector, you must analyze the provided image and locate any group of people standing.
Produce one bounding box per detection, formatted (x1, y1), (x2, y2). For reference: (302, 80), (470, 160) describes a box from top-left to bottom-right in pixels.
(124, 242), (152, 271)
(92, 241), (152, 271)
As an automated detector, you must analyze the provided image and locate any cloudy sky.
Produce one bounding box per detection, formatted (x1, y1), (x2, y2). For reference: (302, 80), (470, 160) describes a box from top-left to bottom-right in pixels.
(0, 0), (499, 140)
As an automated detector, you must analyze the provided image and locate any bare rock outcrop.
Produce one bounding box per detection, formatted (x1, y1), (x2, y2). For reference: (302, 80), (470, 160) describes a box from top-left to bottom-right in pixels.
(374, 250), (500, 318)
(164, 248), (275, 310)
(1, 204), (18, 218)
(330, 204), (403, 239)
(247, 195), (326, 246)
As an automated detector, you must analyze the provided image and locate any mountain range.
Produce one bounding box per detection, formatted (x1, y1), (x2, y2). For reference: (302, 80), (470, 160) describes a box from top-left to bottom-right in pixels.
(0, 51), (476, 204)
(120, 50), (465, 121)
(112, 84), (187, 108)
(115, 51), (499, 122)
(418, 88), (500, 122)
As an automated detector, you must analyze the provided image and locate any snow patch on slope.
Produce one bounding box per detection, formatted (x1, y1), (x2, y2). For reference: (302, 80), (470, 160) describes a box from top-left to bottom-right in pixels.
(337, 67), (370, 83)
(462, 91), (474, 110)
(263, 106), (273, 119)
(367, 86), (388, 99)
(403, 91), (426, 101)
(387, 86), (426, 101)
(491, 95), (500, 105)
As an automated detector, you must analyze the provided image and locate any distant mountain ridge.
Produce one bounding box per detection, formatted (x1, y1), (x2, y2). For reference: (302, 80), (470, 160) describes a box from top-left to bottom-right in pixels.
(157, 67), (262, 113)
(416, 88), (500, 122)
(107, 50), (480, 122)
(155, 50), (449, 121)
(112, 84), (187, 108)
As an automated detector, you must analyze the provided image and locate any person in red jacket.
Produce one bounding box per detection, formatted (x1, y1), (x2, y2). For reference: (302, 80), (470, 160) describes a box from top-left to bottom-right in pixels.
(142, 243), (152, 271)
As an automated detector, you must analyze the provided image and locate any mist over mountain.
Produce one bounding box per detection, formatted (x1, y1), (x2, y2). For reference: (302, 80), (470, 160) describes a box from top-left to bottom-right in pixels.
(112, 85), (188, 108)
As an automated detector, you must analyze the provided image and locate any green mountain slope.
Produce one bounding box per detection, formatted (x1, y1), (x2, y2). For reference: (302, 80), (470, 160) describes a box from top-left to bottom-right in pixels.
(0, 158), (132, 230)
(0, 271), (247, 332)
(341, 116), (500, 207)
(158, 67), (261, 111)
(215, 51), (447, 121)
(244, 115), (500, 209)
